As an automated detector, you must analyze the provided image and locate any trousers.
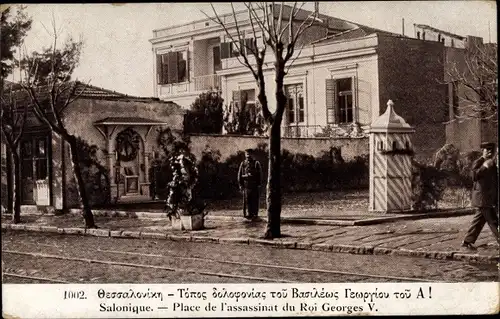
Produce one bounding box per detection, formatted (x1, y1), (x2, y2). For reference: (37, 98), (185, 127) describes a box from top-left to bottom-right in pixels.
(244, 188), (260, 217)
(463, 207), (499, 244)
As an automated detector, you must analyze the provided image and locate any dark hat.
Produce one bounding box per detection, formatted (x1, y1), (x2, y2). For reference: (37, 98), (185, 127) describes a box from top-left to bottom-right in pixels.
(480, 142), (496, 150)
(244, 148), (254, 154)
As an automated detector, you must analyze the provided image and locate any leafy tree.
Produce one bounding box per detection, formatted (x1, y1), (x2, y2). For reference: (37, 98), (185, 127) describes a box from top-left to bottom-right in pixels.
(207, 2), (319, 238)
(0, 5), (32, 222)
(20, 22), (97, 228)
(1, 6), (32, 78)
(184, 90), (224, 134)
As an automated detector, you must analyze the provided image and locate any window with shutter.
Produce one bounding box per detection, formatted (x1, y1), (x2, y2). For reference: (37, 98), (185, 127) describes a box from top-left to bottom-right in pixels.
(220, 42), (231, 59)
(325, 78), (337, 124)
(337, 78), (353, 123)
(156, 55), (163, 84)
(178, 51), (187, 82)
(168, 51), (178, 84)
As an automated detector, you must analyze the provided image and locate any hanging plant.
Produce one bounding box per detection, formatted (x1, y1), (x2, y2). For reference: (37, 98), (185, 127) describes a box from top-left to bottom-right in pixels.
(116, 128), (140, 162)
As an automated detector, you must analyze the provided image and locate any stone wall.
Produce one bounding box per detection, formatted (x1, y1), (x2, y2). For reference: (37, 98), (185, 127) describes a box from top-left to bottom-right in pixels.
(188, 134), (369, 161)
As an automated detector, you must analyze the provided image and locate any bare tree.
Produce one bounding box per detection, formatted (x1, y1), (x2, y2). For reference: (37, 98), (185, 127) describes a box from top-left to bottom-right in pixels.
(20, 20), (97, 228)
(206, 2), (319, 238)
(447, 41), (497, 122)
(1, 83), (28, 223)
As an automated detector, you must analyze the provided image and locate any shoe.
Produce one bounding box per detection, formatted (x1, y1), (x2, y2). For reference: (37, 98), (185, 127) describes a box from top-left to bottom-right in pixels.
(461, 242), (477, 251)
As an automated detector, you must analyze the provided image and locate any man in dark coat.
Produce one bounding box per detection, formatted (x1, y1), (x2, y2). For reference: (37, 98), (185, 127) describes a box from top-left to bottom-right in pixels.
(238, 149), (262, 219)
(461, 142), (499, 250)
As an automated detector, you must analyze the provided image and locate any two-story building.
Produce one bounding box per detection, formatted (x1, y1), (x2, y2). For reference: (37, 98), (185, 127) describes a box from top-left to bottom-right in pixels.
(150, 5), (456, 159)
(414, 24), (497, 153)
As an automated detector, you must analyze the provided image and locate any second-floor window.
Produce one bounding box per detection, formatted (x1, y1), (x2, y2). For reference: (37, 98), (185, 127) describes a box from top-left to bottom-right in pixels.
(325, 77), (355, 124)
(157, 50), (188, 85)
(220, 38), (257, 59)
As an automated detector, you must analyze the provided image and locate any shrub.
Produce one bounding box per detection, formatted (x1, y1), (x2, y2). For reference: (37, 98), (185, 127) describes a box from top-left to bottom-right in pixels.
(66, 138), (111, 207)
(195, 144), (368, 199)
(184, 90), (224, 134)
(411, 159), (447, 211)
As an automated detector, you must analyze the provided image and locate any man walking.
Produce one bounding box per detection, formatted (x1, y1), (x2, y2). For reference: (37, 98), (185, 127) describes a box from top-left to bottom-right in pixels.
(461, 142), (499, 250)
(238, 149), (262, 219)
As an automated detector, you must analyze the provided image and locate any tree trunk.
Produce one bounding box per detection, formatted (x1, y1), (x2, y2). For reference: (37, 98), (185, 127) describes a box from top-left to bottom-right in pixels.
(6, 148), (13, 214)
(264, 121), (282, 239)
(68, 136), (96, 228)
(11, 151), (21, 223)
(264, 65), (287, 239)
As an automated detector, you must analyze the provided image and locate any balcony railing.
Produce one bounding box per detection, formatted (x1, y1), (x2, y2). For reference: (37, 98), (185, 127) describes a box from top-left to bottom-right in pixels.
(194, 74), (221, 91)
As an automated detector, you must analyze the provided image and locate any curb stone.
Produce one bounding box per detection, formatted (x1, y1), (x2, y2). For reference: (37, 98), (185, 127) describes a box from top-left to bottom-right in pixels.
(2, 226), (498, 264)
(25, 225), (42, 232)
(121, 231), (141, 238)
(373, 247), (393, 255)
(10, 224), (26, 231)
(311, 243), (333, 251)
(141, 232), (168, 240)
(64, 228), (86, 235)
(218, 237), (249, 244)
(87, 228), (110, 237)
(192, 236), (219, 243)
(110, 230), (123, 237)
(295, 242), (312, 250)
(40, 226), (59, 233)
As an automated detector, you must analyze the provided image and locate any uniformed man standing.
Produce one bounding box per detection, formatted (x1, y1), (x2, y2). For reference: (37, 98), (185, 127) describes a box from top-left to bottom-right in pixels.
(461, 142), (499, 250)
(238, 149), (262, 219)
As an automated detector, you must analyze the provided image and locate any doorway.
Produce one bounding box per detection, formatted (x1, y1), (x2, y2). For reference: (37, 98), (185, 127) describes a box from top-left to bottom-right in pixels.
(20, 133), (51, 205)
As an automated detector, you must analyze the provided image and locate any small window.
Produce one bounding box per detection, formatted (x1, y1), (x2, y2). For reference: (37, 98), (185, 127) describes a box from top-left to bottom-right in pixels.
(392, 141), (398, 150)
(405, 141), (410, 149)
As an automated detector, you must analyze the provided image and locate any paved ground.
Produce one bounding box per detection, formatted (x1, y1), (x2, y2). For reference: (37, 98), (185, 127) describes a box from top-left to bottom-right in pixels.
(2, 211), (498, 264)
(2, 232), (498, 283)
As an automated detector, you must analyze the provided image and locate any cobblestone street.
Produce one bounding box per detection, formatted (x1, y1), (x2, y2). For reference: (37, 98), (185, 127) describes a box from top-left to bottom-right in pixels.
(2, 232), (498, 283)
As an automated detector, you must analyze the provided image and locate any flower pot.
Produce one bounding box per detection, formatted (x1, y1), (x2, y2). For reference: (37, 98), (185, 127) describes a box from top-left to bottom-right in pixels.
(171, 213), (204, 231)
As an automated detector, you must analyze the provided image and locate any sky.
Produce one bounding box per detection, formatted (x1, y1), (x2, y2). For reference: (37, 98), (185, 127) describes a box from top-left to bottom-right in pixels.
(7, 1), (498, 97)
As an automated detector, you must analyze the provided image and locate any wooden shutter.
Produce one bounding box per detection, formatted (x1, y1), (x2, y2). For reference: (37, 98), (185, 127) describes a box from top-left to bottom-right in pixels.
(156, 55), (163, 84)
(162, 54), (169, 84)
(220, 42), (231, 59)
(213, 46), (221, 71)
(325, 78), (338, 124)
(168, 51), (178, 84)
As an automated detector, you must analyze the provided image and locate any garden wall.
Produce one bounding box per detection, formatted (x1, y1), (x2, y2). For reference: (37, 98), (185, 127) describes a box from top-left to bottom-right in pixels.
(188, 134), (369, 161)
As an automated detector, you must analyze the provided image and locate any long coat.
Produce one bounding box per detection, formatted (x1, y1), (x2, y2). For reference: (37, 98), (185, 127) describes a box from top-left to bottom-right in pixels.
(470, 157), (498, 207)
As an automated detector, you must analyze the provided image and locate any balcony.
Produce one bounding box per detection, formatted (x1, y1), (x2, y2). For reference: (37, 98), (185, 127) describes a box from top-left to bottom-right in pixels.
(194, 74), (221, 91)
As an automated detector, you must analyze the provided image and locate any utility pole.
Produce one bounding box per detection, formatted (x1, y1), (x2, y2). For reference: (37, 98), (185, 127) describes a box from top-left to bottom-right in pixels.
(402, 18), (405, 36)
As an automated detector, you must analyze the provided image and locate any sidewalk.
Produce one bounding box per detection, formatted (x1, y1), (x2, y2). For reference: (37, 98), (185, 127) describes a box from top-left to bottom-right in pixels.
(2, 210), (498, 264)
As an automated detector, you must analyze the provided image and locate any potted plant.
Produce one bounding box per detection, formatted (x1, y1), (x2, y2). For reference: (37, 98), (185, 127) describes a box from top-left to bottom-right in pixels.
(165, 150), (207, 230)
